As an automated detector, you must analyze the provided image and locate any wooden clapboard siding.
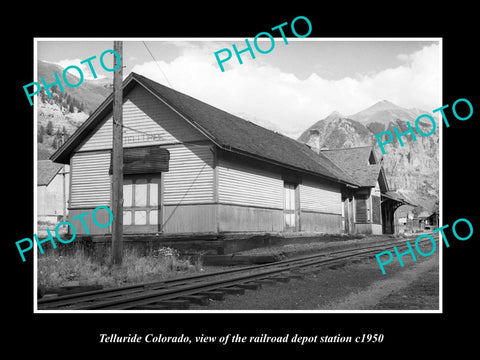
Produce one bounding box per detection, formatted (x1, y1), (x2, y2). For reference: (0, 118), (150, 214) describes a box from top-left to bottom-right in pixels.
(70, 151), (111, 208)
(371, 224), (382, 235)
(77, 85), (207, 152)
(218, 158), (284, 209)
(355, 224), (372, 234)
(163, 204), (217, 233)
(163, 144), (214, 205)
(299, 179), (342, 215)
(355, 224), (382, 235)
(300, 211), (341, 233)
(70, 144), (214, 213)
(218, 204), (283, 232)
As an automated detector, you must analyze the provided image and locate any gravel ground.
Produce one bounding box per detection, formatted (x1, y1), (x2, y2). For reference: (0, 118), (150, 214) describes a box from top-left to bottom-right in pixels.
(233, 233), (412, 258)
(190, 247), (440, 311)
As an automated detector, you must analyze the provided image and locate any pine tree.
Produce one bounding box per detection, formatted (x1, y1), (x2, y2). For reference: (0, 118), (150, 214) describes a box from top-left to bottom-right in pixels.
(38, 125), (44, 143)
(62, 126), (68, 140)
(72, 97), (79, 112)
(52, 130), (63, 149)
(45, 121), (54, 136)
(40, 88), (47, 103)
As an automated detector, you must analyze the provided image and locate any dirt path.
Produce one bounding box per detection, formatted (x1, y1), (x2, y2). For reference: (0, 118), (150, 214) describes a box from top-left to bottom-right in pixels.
(320, 254), (439, 310)
(190, 250), (440, 311)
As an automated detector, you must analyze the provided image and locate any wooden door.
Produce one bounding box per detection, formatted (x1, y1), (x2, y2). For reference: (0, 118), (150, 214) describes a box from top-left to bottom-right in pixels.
(342, 199), (347, 233)
(348, 198), (354, 233)
(343, 198), (354, 234)
(284, 183), (296, 230)
(123, 174), (162, 233)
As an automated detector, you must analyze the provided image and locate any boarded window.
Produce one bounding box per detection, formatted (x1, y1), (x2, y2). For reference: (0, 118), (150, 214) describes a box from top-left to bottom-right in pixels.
(109, 146), (170, 175)
(372, 195), (381, 224)
(355, 196), (367, 223)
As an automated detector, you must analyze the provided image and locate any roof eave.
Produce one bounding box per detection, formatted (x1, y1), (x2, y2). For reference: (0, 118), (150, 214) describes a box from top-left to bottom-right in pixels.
(220, 145), (359, 188)
(49, 73), (139, 164)
(131, 74), (223, 149)
(132, 74), (358, 187)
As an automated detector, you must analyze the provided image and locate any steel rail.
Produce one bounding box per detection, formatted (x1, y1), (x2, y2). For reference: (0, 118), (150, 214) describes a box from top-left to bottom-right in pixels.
(38, 234), (436, 310)
(38, 237), (405, 309)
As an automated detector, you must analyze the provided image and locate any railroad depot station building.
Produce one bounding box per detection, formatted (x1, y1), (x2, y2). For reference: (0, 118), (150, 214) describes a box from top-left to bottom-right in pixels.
(50, 72), (409, 251)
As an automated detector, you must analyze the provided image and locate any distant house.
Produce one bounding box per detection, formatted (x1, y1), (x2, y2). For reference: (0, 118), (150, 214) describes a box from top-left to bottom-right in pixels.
(37, 160), (69, 223)
(49, 72), (408, 241)
(425, 211), (439, 230)
(321, 146), (411, 235)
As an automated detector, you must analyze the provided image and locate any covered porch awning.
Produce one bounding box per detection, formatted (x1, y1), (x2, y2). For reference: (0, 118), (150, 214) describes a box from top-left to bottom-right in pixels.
(381, 191), (415, 235)
(381, 191), (415, 207)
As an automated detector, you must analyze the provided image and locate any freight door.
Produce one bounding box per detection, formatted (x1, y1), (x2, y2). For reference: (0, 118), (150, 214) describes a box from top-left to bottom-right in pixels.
(122, 174), (162, 233)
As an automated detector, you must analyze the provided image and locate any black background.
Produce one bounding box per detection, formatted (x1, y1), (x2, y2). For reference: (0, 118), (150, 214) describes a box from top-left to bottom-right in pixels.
(5, 5), (477, 356)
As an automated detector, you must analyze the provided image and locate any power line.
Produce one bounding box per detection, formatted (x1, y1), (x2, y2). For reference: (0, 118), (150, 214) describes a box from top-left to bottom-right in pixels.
(112, 120), (154, 137)
(142, 41), (176, 91)
(141, 41), (188, 112)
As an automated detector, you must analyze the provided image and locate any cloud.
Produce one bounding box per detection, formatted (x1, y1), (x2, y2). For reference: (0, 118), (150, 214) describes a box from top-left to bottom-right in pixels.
(130, 42), (440, 138)
(396, 53), (411, 62)
(54, 58), (107, 80)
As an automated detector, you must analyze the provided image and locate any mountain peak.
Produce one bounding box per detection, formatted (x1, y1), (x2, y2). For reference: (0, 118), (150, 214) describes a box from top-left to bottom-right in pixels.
(325, 110), (344, 119)
(364, 99), (402, 112)
(348, 99), (413, 125)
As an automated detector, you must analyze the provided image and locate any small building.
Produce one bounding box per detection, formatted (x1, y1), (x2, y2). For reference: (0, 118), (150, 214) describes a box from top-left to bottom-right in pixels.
(320, 146), (410, 235)
(49, 72), (407, 243)
(425, 211), (439, 230)
(37, 160), (69, 223)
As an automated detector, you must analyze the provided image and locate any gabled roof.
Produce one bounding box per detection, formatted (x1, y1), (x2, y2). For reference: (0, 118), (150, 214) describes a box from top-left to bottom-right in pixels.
(51, 72), (359, 187)
(321, 146), (388, 189)
(38, 160), (63, 186)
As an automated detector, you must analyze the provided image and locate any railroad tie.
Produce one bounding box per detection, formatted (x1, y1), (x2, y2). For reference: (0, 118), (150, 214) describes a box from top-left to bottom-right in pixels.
(288, 272), (305, 280)
(133, 299), (190, 310)
(236, 282), (262, 290)
(36, 239), (417, 310)
(328, 261), (347, 270)
(220, 287), (245, 295)
(198, 291), (226, 301)
(178, 295), (210, 306)
(257, 279), (277, 285)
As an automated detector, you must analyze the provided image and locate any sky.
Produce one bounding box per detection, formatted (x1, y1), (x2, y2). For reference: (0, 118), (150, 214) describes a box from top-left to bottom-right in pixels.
(36, 38), (441, 138)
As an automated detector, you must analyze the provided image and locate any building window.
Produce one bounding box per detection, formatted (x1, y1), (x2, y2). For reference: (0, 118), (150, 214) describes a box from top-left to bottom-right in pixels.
(123, 174), (161, 226)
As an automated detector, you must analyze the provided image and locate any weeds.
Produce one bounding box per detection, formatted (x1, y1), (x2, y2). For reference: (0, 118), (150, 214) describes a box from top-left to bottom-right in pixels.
(38, 247), (203, 289)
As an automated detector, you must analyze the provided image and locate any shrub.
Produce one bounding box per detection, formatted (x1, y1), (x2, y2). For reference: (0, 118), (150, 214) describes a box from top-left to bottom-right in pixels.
(37, 247), (203, 289)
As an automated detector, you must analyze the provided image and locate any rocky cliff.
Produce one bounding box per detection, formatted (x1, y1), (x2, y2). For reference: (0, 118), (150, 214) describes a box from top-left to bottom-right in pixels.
(298, 100), (439, 212)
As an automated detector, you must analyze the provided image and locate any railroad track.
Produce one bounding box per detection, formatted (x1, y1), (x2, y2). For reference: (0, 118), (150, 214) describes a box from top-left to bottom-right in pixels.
(38, 235), (438, 311)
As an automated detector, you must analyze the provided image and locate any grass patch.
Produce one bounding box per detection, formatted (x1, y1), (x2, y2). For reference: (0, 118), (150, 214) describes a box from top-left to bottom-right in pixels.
(38, 247), (203, 289)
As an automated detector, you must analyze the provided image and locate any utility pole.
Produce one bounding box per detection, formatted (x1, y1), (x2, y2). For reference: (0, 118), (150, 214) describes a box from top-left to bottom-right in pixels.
(111, 40), (123, 266)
